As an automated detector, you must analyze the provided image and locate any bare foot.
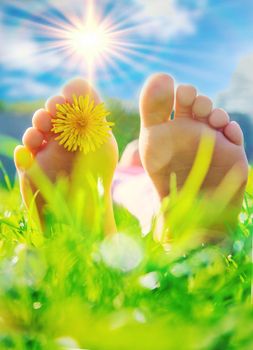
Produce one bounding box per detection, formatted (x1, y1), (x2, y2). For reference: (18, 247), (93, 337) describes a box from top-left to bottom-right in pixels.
(14, 79), (118, 234)
(139, 74), (248, 240)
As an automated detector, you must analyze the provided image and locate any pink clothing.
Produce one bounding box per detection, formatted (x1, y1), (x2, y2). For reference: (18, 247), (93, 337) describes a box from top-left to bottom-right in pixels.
(112, 166), (159, 234)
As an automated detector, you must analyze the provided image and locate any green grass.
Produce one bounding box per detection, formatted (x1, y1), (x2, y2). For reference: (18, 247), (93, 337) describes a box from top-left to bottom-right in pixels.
(0, 100), (46, 115)
(0, 108), (252, 349)
(0, 166), (252, 350)
(107, 99), (140, 156)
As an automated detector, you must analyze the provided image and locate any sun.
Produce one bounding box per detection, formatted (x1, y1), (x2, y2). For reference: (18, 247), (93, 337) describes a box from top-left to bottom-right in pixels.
(61, 0), (114, 69)
(67, 21), (109, 62)
(20, 0), (159, 84)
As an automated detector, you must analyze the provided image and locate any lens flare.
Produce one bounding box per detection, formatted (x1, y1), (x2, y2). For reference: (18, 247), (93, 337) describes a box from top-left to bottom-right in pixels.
(31, 0), (148, 83)
(68, 23), (109, 61)
(5, 0), (198, 89)
(60, 1), (115, 73)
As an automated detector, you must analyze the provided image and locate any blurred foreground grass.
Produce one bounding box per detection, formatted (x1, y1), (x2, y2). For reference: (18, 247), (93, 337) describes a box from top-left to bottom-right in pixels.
(0, 160), (252, 349)
(0, 100), (252, 350)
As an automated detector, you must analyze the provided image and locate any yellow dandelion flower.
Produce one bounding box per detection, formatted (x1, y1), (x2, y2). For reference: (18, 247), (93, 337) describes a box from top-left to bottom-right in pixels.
(51, 94), (114, 153)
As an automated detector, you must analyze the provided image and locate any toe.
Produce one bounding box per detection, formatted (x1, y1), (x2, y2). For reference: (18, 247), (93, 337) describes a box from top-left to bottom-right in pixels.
(22, 127), (44, 152)
(62, 78), (100, 104)
(224, 121), (244, 146)
(175, 84), (197, 118)
(46, 95), (66, 116)
(209, 108), (230, 129)
(14, 145), (34, 171)
(139, 73), (175, 127)
(32, 109), (52, 133)
(192, 95), (213, 120)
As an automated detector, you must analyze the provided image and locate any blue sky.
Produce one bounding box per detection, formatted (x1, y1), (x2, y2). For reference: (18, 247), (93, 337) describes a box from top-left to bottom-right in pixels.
(0, 0), (253, 104)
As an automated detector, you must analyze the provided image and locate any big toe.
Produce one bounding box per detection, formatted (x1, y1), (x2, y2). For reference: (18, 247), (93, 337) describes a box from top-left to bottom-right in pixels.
(139, 73), (174, 127)
(62, 78), (100, 104)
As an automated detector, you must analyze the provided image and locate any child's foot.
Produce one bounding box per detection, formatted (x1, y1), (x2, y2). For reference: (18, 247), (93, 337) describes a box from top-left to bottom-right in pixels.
(14, 79), (118, 233)
(139, 74), (248, 239)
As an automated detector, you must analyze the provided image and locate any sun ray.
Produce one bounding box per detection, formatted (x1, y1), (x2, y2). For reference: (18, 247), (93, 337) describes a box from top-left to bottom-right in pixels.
(3, 0), (229, 97)
(99, 54), (138, 93)
(5, 0), (159, 83)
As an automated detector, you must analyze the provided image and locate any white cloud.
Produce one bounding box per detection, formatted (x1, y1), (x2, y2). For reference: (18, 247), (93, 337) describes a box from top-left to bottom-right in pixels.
(133, 0), (207, 40)
(0, 25), (62, 73)
(0, 22), (63, 100)
(216, 54), (253, 116)
(0, 0), (207, 75)
(2, 76), (56, 99)
(0, 0), (207, 101)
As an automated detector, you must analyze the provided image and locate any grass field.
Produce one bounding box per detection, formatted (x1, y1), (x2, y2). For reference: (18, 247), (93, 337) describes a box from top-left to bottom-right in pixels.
(0, 105), (252, 350)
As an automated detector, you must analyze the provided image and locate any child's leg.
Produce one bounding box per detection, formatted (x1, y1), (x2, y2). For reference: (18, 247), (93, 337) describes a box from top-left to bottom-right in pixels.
(119, 139), (142, 168)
